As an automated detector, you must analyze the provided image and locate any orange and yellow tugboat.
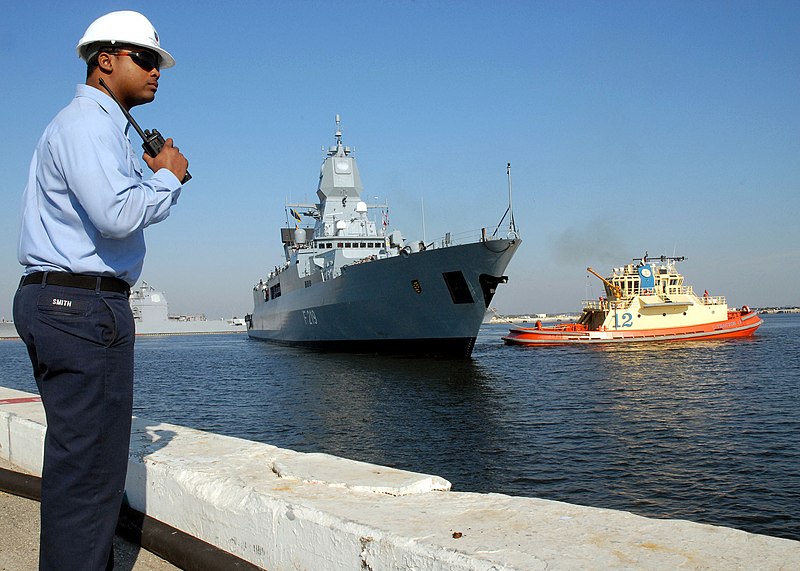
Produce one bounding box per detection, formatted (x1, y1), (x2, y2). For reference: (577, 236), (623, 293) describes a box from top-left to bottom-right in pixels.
(502, 255), (762, 346)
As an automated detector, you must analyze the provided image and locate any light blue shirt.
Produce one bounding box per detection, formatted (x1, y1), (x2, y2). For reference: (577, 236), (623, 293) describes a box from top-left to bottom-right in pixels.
(18, 84), (182, 286)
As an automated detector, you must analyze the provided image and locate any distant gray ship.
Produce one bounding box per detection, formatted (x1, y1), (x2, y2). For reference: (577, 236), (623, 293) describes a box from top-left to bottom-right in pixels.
(246, 117), (521, 357)
(131, 281), (245, 336)
(0, 320), (16, 340)
(2, 281), (245, 339)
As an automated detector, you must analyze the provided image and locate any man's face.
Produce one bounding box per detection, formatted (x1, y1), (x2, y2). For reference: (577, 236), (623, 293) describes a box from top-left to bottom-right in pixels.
(107, 48), (161, 108)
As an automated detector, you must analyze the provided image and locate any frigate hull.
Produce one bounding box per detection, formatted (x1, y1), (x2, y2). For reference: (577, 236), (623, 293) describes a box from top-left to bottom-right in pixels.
(248, 238), (520, 357)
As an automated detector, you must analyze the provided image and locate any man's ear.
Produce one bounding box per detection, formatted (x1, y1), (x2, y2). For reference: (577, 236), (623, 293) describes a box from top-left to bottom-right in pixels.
(97, 52), (114, 73)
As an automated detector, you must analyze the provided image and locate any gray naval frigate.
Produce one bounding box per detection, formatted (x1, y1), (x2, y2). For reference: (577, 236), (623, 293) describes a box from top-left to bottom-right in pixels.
(1, 281), (246, 339)
(246, 117), (521, 357)
(131, 281), (246, 336)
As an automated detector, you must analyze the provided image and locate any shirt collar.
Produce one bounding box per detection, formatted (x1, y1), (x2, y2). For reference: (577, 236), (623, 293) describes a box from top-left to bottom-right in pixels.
(75, 84), (131, 135)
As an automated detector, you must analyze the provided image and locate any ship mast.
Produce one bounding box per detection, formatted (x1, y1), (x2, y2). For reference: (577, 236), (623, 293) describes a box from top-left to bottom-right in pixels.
(334, 114), (343, 151)
(492, 162), (519, 238)
(507, 162), (517, 234)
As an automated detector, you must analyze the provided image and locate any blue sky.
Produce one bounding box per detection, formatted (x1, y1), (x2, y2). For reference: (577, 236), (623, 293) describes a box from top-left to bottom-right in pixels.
(1, 1), (798, 319)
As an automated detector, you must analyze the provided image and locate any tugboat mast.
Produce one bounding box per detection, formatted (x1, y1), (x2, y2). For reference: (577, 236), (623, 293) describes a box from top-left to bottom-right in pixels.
(637, 253), (686, 265)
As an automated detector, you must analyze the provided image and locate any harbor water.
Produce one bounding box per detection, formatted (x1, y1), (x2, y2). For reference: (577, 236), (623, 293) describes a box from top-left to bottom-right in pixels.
(1, 314), (797, 541)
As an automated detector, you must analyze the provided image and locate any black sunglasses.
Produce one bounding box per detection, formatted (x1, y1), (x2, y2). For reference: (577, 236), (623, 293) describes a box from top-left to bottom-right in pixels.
(112, 50), (161, 72)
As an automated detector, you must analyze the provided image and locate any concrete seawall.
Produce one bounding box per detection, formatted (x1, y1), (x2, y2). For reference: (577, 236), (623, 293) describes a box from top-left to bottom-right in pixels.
(2, 385), (798, 570)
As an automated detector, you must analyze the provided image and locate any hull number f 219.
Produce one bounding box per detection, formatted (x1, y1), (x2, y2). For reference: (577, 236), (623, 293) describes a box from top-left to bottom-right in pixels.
(303, 309), (318, 325)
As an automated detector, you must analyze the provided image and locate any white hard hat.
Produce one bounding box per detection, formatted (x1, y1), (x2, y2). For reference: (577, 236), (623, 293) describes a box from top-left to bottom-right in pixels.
(76, 10), (175, 69)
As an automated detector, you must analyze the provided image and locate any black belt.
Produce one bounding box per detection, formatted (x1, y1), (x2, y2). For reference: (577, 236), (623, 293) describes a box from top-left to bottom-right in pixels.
(21, 272), (130, 294)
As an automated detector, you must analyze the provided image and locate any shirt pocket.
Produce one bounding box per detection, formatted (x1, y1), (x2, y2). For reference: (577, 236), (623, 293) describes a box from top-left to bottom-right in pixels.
(129, 147), (143, 178)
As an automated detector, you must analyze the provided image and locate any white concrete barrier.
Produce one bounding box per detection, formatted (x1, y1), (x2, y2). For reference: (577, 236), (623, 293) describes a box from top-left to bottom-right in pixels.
(0, 387), (45, 474)
(2, 385), (799, 570)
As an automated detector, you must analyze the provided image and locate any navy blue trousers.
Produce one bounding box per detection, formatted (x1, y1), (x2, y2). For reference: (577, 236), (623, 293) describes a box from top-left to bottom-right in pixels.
(14, 279), (135, 571)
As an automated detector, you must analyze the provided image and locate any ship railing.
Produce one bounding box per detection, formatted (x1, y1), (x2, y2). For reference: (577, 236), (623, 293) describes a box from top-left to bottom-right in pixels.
(585, 299), (641, 310)
(664, 285), (726, 305)
(422, 227), (517, 250)
(583, 299), (628, 311)
(699, 293), (726, 305)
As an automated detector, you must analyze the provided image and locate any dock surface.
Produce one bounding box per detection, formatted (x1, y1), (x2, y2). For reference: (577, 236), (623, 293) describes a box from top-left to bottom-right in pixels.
(0, 458), (178, 571)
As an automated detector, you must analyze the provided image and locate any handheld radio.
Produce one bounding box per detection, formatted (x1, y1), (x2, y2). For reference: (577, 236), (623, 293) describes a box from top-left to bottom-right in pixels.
(99, 78), (191, 184)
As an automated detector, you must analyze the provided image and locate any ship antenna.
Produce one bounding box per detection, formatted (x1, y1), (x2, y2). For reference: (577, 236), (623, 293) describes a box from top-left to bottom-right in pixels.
(491, 162), (519, 238)
(507, 162), (517, 234)
(335, 114), (342, 149)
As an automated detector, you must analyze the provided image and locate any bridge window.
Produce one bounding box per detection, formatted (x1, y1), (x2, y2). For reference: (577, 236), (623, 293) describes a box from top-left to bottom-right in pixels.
(270, 283), (281, 299)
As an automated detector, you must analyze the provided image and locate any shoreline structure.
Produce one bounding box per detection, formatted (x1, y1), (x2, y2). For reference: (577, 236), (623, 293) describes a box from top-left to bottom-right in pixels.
(1, 386), (797, 570)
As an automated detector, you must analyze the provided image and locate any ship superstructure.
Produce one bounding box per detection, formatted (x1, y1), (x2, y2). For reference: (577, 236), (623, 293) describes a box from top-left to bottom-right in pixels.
(246, 116), (521, 357)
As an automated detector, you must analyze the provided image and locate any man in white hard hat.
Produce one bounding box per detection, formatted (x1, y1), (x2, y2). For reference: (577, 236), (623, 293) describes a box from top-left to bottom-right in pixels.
(13, 11), (188, 570)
